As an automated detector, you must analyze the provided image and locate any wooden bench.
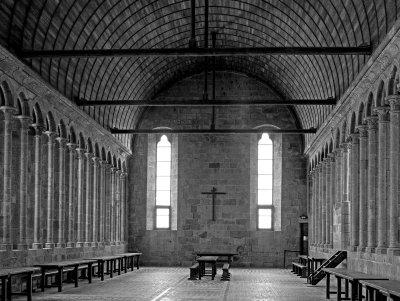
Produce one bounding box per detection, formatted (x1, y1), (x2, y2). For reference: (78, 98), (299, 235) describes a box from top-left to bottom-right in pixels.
(188, 263), (199, 280)
(34, 259), (97, 292)
(359, 279), (400, 301)
(197, 256), (218, 280)
(0, 267), (40, 301)
(117, 253), (142, 272)
(292, 262), (307, 278)
(221, 263), (230, 281)
(323, 268), (389, 301)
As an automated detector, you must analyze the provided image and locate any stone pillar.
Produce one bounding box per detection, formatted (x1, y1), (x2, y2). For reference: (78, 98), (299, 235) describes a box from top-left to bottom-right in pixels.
(66, 143), (77, 247)
(45, 131), (56, 249)
(325, 157), (331, 247)
(328, 152), (336, 248)
(32, 124), (43, 249)
(56, 137), (67, 248)
(105, 163), (111, 245)
(99, 160), (106, 245)
(341, 143), (351, 249)
(92, 156), (100, 246)
(84, 152), (93, 246)
(357, 124), (369, 251)
(388, 96), (400, 251)
(0, 107), (15, 250)
(110, 167), (116, 245)
(76, 148), (85, 247)
(349, 133), (360, 250)
(120, 172), (127, 243)
(321, 160), (327, 246)
(309, 170), (315, 246)
(365, 115), (378, 251)
(374, 106), (390, 252)
(115, 170), (121, 244)
(317, 163), (323, 246)
(17, 115), (31, 249)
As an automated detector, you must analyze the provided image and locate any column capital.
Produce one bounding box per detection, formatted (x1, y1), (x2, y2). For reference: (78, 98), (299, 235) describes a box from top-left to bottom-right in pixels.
(356, 124), (368, 137)
(76, 147), (86, 159)
(15, 115), (33, 125)
(0, 105), (17, 116)
(387, 95), (400, 112)
(334, 147), (343, 157)
(31, 123), (44, 136)
(84, 152), (93, 160)
(44, 130), (56, 138)
(365, 115), (379, 130)
(327, 152), (336, 161)
(92, 156), (101, 167)
(111, 167), (118, 173)
(349, 132), (360, 142)
(122, 171), (128, 178)
(67, 142), (77, 151)
(374, 106), (390, 122)
(56, 137), (67, 146)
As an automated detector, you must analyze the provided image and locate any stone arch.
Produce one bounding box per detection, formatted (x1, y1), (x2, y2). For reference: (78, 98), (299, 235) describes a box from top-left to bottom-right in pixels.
(94, 143), (100, 158)
(365, 92), (374, 117)
(46, 111), (56, 132)
(107, 152), (112, 164)
(388, 65), (398, 96)
(101, 147), (107, 161)
(0, 81), (15, 107)
(118, 158), (122, 170)
(376, 80), (385, 107)
(328, 139), (334, 153)
(122, 161), (127, 172)
(334, 128), (341, 149)
(341, 121), (347, 143)
(78, 133), (85, 149)
(112, 155), (117, 168)
(68, 126), (77, 144)
(349, 111), (357, 134)
(17, 92), (30, 116)
(357, 102), (365, 125)
(32, 103), (44, 125)
(57, 119), (67, 139)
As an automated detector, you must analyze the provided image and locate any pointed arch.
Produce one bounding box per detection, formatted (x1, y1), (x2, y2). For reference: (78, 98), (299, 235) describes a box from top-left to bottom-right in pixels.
(94, 143), (100, 158)
(46, 111), (56, 132)
(349, 112), (357, 134)
(58, 120), (67, 138)
(69, 126), (77, 144)
(0, 81), (14, 107)
(101, 147), (107, 161)
(78, 133), (85, 149)
(376, 81), (385, 107)
(366, 93), (374, 117)
(17, 92), (30, 116)
(32, 103), (44, 125)
(388, 66), (398, 96)
(86, 138), (93, 153)
(334, 128), (341, 149)
(357, 102), (365, 125)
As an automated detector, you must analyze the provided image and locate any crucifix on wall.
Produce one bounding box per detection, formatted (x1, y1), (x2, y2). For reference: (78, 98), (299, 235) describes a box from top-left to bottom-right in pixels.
(201, 187), (226, 221)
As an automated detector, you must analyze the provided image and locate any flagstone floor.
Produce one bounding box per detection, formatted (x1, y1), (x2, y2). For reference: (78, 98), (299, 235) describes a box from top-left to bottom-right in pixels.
(18, 267), (334, 300)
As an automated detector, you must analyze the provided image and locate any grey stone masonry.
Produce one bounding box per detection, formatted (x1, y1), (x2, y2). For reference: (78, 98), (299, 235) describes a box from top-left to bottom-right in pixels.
(349, 134), (360, 250)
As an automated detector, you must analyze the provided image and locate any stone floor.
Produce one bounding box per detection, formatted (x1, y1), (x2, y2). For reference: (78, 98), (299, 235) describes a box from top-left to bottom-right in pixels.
(18, 267), (333, 300)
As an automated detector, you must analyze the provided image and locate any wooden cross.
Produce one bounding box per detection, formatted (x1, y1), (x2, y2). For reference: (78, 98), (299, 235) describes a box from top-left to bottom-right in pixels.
(201, 187), (226, 221)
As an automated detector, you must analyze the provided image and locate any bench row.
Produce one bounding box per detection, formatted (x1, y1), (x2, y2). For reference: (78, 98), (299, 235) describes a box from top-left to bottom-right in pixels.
(0, 252), (142, 301)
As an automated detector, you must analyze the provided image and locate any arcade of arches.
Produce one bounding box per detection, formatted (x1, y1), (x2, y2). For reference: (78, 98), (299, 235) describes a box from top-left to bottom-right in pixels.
(1, 0), (400, 284)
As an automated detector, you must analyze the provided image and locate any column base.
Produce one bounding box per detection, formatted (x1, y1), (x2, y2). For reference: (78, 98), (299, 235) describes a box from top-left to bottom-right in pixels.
(66, 242), (75, 248)
(0, 243), (12, 251)
(44, 243), (55, 249)
(17, 243), (28, 250)
(365, 247), (376, 254)
(387, 247), (400, 256)
(357, 246), (366, 253)
(76, 242), (84, 248)
(375, 247), (387, 255)
(326, 244), (333, 249)
(91, 242), (98, 247)
(31, 243), (43, 250)
(83, 242), (91, 247)
(56, 243), (65, 248)
(105, 241), (111, 246)
(348, 245), (359, 252)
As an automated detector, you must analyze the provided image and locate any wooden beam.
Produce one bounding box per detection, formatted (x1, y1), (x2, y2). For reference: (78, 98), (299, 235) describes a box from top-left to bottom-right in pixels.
(20, 46), (372, 58)
(110, 128), (317, 134)
(76, 97), (336, 106)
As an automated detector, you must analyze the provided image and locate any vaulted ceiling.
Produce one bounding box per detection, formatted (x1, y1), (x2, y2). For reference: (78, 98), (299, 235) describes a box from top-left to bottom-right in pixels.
(0, 0), (398, 148)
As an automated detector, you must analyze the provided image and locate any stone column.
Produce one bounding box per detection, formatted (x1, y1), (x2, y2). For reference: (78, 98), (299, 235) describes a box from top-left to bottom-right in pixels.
(75, 148), (85, 247)
(17, 115), (31, 249)
(341, 142), (351, 249)
(374, 106), (390, 252)
(121, 172), (127, 244)
(66, 143), (77, 247)
(45, 131), (56, 249)
(0, 107), (15, 250)
(99, 160), (106, 245)
(357, 124), (369, 251)
(328, 152), (336, 248)
(324, 157), (331, 247)
(309, 170), (315, 246)
(84, 152), (93, 246)
(105, 163), (111, 245)
(115, 169), (121, 244)
(56, 137), (67, 248)
(321, 160), (327, 247)
(92, 156), (100, 246)
(365, 115), (378, 251)
(32, 124), (43, 249)
(110, 167), (117, 245)
(349, 133), (360, 250)
(335, 147), (343, 207)
(317, 163), (323, 246)
(388, 96), (400, 252)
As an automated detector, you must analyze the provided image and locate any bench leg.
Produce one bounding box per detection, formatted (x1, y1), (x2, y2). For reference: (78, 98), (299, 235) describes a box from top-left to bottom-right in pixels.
(6, 276), (11, 301)
(57, 267), (63, 292)
(74, 266), (79, 288)
(337, 276), (341, 301)
(136, 256), (140, 270)
(100, 262), (104, 281)
(1, 278), (6, 301)
(88, 263), (93, 284)
(27, 273), (32, 301)
(326, 274), (330, 300)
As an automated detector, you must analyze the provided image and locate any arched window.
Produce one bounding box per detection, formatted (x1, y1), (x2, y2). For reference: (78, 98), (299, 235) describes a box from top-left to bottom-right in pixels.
(257, 133), (273, 229)
(155, 135), (171, 229)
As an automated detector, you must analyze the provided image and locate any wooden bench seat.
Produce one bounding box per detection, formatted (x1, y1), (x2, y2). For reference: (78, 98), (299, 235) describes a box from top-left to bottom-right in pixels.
(197, 256), (218, 280)
(0, 267), (40, 301)
(292, 262), (307, 278)
(221, 263), (230, 281)
(359, 279), (400, 301)
(188, 263), (199, 280)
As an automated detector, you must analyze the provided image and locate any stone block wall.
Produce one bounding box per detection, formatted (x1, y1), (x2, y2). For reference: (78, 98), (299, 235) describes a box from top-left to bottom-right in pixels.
(128, 72), (308, 267)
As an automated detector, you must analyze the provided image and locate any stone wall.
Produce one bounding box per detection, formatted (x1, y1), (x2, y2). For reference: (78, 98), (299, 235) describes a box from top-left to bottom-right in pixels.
(128, 72), (307, 267)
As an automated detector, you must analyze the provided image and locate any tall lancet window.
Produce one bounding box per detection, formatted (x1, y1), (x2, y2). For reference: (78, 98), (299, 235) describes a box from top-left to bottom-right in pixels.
(155, 135), (171, 229)
(258, 133), (273, 229)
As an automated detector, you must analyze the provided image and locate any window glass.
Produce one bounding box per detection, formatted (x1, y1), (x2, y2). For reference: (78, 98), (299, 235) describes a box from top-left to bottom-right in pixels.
(156, 135), (171, 228)
(258, 208), (272, 229)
